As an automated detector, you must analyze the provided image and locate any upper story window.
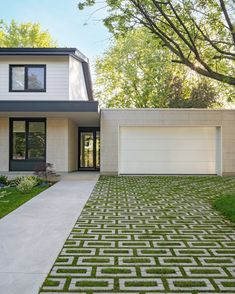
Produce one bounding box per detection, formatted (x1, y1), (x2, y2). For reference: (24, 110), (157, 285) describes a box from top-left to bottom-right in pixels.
(9, 65), (46, 92)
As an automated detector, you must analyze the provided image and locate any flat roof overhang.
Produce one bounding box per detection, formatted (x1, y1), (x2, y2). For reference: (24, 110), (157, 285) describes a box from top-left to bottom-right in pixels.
(0, 101), (100, 126)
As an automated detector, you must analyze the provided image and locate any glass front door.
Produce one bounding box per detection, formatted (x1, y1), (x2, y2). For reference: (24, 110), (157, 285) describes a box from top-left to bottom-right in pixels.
(79, 127), (100, 170)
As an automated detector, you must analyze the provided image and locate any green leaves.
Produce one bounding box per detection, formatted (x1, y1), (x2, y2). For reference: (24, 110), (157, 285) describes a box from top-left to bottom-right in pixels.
(0, 20), (57, 47)
(94, 28), (229, 108)
(77, 0), (235, 86)
(78, 0), (96, 10)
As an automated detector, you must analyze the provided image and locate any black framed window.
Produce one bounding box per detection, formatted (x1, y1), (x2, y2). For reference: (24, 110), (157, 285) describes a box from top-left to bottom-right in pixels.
(10, 65), (46, 92)
(10, 118), (46, 161)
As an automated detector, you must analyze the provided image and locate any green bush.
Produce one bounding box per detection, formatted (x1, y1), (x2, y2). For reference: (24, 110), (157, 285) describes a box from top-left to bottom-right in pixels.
(9, 176), (24, 187)
(26, 175), (43, 185)
(10, 175), (44, 187)
(0, 175), (8, 185)
(16, 177), (38, 194)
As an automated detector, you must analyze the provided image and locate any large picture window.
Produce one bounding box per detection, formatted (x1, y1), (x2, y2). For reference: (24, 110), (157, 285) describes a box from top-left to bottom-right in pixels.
(10, 118), (46, 162)
(10, 65), (46, 92)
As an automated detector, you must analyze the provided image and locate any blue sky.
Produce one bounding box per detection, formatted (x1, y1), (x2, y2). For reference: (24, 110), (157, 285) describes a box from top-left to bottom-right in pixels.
(0, 0), (111, 69)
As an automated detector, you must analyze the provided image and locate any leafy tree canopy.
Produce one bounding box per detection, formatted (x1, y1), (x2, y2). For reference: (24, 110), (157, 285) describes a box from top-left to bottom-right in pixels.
(0, 20), (57, 47)
(79, 0), (235, 86)
(95, 28), (227, 108)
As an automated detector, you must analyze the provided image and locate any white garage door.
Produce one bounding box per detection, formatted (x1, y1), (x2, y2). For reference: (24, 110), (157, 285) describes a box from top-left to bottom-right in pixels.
(119, 127), (217, 174)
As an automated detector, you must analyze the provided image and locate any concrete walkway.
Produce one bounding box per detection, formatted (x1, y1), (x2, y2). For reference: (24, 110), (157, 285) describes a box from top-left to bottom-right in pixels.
(0, 172), (99, 294)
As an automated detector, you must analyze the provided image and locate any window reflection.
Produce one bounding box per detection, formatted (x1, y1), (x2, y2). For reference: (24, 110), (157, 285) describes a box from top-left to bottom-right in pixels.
(12, 121), (26, 159)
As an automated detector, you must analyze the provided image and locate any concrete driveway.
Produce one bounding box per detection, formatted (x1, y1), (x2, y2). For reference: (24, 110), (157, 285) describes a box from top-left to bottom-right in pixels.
(0, 172), (99, 294)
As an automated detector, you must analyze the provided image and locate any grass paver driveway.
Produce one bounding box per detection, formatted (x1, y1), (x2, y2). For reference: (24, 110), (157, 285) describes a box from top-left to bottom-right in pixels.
(40, 176), (235, 293)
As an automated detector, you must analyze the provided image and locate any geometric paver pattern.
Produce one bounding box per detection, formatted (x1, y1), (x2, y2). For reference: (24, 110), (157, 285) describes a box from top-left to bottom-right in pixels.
(40, 176), (235, 293)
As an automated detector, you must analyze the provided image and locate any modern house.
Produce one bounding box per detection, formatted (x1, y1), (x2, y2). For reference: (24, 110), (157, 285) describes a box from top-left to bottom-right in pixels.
(0, 48), (234, 176)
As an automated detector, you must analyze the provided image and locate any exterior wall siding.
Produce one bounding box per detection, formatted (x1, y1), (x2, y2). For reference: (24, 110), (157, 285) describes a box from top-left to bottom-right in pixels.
(0, 56), (69, 101)
(69, 56), (88, 101)
(100, 109), (235, 176)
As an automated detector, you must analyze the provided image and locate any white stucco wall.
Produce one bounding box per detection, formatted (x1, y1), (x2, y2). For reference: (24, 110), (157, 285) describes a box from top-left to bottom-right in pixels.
(47, 118), (68, 172)
(101, 109), (235, 176)
(0, 118), (9, 171)
(67, 119), (78, 171)
(69, 56), (88, 101)
(46, 118), (78, 172)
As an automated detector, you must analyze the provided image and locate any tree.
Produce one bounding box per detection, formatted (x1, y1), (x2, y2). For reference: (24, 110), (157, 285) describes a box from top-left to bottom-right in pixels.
(79, 0), (235, 86)
(168, 78), (220, 108)
(0, 20), (57, 47)
(95, 28), (221, 108)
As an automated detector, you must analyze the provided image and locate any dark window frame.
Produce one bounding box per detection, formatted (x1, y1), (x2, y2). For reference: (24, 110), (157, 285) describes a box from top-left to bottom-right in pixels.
(9, 65), (46, 92)
(9, 118), (47, 163)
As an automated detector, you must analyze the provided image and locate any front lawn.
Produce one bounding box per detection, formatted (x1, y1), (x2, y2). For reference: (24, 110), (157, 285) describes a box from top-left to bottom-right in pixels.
(213, 193), (235, 223)
(0, 185), (49, 219)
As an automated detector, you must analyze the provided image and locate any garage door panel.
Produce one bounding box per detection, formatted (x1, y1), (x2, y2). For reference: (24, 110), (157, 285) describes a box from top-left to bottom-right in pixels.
(122, 161), (216, 174)
(119, 127), (217, 175)
(121, 149), (215, 162)
(121, 139), (216, 151)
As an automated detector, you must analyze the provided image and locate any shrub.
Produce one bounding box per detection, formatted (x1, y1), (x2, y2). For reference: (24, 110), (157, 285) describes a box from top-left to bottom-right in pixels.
(16, 176), (38, 194)
(9, 176), (24, 187)
(0, 175), (8, 185)
(34, 162), (57, 181)
(26, 175), (43, 186)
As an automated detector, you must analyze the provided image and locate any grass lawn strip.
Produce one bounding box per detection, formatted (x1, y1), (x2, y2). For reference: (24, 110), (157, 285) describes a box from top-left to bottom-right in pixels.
(213, 193), (235, 223)
(0, 185), (49, 219)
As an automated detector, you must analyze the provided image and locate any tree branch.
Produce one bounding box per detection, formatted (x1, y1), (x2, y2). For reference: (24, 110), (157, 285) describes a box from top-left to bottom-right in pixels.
(191, 17), (235, 58)
(219, 0), (235, 44)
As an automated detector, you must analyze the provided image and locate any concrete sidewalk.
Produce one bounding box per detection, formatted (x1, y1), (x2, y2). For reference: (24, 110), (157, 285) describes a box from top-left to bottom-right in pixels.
(0, 172), (99, 294)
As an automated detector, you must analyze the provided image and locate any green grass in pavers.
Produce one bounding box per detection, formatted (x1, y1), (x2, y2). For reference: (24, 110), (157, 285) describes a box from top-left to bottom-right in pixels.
(141, 249), (168, 254)
(76, 280), (108, 287)
(65, 249), (92, 254)
(121, 258), (152, 263)
(56, 257), (68, 263)
(164, 258), (193, 263)
(43, 279), (60, 287)
(221, 281), (235, 287)
(0, 185), (49, 219)
(173, 280), (207, 287)
(39, 176), (235, 293)
(213, 193), (235, 223)
(190, 269), (221, 275)
(125, 281), (157, 287)
(57, 268), (87, 274)
(146, 268), (176, 274)
(204, 258), (234, 264)
(102, 249), (130, 254)
(177, 249), (206, 254)
(216, 249), (235, 254)
(101, 268), (131, 274)
(191, 242), (217, 246)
